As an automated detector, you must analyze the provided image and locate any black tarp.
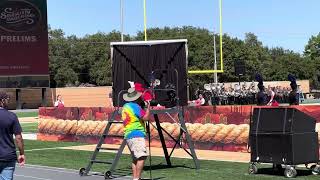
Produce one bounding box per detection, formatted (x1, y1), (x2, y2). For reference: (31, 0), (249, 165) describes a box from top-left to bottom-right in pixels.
(111, 41), (188, 107)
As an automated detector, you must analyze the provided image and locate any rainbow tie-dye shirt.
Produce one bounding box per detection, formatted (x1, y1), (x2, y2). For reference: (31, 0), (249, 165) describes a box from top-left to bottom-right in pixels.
(122, 102), (146, 139)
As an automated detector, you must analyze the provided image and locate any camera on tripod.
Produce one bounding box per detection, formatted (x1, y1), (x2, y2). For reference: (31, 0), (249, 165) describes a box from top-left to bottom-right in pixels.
(148, 70), (178, 108)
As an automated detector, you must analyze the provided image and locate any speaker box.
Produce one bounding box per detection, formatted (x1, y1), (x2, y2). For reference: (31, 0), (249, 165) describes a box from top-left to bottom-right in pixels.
(111, 40), (188, 107)
(250, 107), (316, 133)
(234, 60), (245, 76)
(250, 132), (319, 165)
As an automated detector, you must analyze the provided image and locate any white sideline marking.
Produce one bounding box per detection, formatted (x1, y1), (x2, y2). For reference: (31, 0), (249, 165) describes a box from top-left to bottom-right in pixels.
(24, 164), (78, 173)
(22, 164), (101, 176)
(22, 133), (37, 140)
(24, 147), (63, 152)
(24, 146), (84, 152)
(22, 166), (78, 174)
(14, 174), (52, 180)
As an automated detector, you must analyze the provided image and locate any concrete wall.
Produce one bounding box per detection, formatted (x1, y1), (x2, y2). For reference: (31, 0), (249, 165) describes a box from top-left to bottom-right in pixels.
(2, 88), (48, 109)
(53, 87), (113, 107)
(1, 86), (113, 109)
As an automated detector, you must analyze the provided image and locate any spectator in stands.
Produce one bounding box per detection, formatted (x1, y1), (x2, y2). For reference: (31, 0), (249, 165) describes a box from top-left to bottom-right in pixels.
(0, 91), (25, 179)
(54, 95), (65, 108)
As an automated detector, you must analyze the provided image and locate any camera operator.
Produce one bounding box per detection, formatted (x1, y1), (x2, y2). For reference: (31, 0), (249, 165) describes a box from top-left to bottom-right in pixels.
(122, 87), (151, 180)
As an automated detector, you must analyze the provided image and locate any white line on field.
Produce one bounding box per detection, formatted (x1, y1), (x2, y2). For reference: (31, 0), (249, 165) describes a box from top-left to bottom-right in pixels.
(25, 147), (65, 152)
(21, 166), (78, 174)
(21, 164), (102, 176)
(23, 164), (78, 172)
(25, 146), (95, 152)
(14, 174), (52, 180)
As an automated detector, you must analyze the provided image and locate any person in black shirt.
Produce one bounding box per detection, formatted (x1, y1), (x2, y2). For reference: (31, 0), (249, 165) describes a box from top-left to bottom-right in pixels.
(0, 91), (25, 180)
(288, 74), (299, 105)
(255, 74), (267, 106)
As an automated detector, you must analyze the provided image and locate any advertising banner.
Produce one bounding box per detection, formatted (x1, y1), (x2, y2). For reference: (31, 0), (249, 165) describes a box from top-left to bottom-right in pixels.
(0, 0), (49, 88)
(38, 105), (320, 152)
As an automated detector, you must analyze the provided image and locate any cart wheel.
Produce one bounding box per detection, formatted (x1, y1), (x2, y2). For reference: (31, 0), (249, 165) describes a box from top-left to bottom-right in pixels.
(284, 167), (297, 178)
(248, 163), (258, 175)
(104, 171), (112, 179)
(79, 167), (86, 176)
(311, 165), (320, 175)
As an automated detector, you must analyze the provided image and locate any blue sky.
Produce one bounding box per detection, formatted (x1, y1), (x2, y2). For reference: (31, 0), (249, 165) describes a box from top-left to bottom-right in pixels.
(47, 0), (320, 53)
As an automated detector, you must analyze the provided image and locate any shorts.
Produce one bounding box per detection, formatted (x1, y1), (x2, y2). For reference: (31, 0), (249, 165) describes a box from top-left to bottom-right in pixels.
(126, 137), (148, 160)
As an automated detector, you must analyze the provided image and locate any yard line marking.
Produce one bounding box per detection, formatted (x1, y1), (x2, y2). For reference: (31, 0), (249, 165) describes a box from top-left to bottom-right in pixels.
(24, 164), (78, 173)
(22, 165), (102, 176)
(22, 132), (37, 134)
(14, 174), (52, 180)
(22, 166), (78, 174)
(25, 147), (66, 152)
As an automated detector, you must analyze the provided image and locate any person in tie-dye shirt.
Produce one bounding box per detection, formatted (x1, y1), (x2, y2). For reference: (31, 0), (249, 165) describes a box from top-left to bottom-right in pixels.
(122, 87), (150, 180)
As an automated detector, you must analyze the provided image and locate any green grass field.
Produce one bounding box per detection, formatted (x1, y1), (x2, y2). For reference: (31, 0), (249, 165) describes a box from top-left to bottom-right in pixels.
(24, 139), (86, 150)
(21, 122), (38, 133)
(23, 140), (319, 180)
(15, 111), (38, 118)
(16, 111), (39, 133)
(13, 110), (320, 179)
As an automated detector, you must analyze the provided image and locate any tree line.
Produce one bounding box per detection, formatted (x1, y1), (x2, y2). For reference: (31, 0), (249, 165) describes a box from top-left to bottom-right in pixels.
(48, 26), (320, 89)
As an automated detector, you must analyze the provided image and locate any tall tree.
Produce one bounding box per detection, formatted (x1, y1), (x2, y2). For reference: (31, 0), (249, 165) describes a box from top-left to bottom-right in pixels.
(305, 33), (320, 60)
(47, 26), (319, 89)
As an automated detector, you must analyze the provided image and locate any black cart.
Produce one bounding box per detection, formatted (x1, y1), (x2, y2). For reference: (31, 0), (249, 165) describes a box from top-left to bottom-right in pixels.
(248, 107), (320, 178)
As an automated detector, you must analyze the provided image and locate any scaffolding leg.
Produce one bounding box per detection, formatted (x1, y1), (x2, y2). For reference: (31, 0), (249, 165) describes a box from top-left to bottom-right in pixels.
(109, 140), (126, 172)
(154, 114), (172, 167)
(178, 109), (200, 169)
(83, 111), (118, 175)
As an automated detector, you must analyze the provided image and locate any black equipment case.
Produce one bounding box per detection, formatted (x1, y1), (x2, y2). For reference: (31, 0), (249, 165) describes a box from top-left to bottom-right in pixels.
(248, 107), (320, 178)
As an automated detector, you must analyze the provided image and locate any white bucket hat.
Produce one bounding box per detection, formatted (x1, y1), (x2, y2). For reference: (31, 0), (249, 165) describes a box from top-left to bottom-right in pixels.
(123, 87), (142, 102)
